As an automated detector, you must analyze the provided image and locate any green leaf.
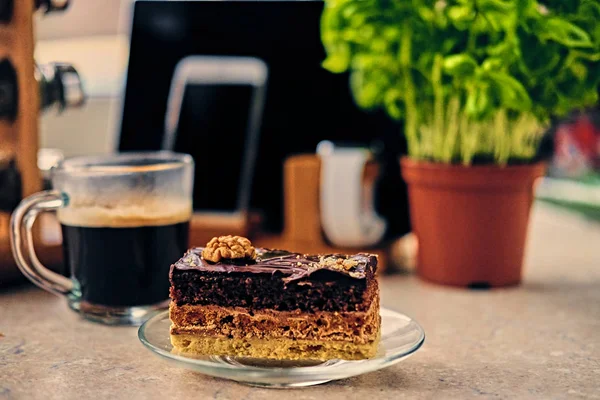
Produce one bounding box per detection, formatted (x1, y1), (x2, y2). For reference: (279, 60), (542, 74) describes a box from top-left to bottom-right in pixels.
(515, 0), (536, 17)
(478, 0), (515, 13)
(447, 5), (475, 30)
(443, 54), (478, 76)
(350, 68), (389, 109)
(570, 61), (588, 81)
(341, 3), (360, 19)
(417, 6), (436, 23)
(447, 5), (473, 21)
(482, 57), (504, 71)
(384, 88), (404, 120)
(537, 18), (594, 48)
(466, 85), (491, 119)
(383, 26), (402, 41)
(487, 38), (516, 57)
(486, 71), (532, 110)
(368, 38), (385, 53)
(477, 1), (517, 31)
(441, 38), (459, 54)
(322, 44), (351, 73)
(567, 50), (600, 62)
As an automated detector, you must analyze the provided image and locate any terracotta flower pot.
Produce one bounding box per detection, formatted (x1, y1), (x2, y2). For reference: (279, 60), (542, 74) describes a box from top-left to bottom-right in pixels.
(400, 157), (546, 288)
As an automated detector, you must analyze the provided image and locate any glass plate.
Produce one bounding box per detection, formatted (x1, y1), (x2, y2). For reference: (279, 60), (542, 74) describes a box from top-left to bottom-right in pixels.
(138, 307), (425, 388)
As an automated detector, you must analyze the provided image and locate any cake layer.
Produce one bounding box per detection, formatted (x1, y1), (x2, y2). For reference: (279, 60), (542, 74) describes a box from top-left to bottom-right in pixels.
(170, 248), (377, 312)
(169, 289), (380, 344)
(170, 332), (380, 361)
(170, 269), (368, 312)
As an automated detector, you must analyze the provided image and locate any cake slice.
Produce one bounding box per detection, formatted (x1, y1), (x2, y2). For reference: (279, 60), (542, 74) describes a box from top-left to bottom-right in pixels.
(169, 235), (380, 360)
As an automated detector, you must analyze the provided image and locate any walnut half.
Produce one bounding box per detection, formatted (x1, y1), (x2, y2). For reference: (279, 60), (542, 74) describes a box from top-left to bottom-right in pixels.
(202, 235), (256, 263)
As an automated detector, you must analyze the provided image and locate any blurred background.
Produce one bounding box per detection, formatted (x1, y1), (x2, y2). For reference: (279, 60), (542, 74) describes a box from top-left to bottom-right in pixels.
(2, 0), (599, 285)
(33, 0), (411, 236)
(33, 0), (600, 228)
(35, 0), (130, 157)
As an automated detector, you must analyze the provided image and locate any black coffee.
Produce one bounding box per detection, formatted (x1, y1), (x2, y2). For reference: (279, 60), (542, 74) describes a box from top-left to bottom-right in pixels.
(61, 222), (189, 307)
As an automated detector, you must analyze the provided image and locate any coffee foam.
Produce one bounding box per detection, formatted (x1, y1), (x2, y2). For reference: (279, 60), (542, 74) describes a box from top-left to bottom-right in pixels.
(57, 200), (192, 228)
(69, 163), (184, 174)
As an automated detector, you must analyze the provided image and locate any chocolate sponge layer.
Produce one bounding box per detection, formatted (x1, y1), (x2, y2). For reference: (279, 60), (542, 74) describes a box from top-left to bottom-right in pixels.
(170, 269), (371, 312)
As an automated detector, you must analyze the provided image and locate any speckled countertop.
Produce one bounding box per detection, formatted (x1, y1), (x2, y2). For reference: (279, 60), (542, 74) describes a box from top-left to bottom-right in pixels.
(1, 203), (599, 399)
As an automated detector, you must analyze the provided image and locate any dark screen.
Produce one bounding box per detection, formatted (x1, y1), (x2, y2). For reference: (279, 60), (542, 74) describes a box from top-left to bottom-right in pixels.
(119, 1), (398, 231)
(176, 84), (253, 212)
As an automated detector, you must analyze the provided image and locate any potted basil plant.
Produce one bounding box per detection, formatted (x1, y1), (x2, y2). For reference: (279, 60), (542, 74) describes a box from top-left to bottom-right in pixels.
(321, 0), (600, 287)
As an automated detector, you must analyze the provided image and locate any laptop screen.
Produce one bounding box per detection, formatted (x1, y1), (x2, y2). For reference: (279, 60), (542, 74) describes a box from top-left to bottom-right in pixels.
(119, 0), (396, 231)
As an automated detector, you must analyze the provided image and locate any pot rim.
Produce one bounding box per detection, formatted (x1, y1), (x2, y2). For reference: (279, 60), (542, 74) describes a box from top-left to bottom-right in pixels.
(400, 156), (547, 172)
(400, 156), (547, 189)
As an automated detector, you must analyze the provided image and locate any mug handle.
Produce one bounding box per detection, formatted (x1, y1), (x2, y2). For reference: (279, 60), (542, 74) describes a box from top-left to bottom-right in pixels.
(10, 190), (74, 297)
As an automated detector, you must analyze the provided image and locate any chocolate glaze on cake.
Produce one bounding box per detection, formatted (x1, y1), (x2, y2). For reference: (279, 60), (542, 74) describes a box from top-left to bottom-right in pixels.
(171, 248), (376, 282)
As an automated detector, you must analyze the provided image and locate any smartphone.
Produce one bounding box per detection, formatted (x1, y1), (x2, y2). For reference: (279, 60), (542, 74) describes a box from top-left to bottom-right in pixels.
(164, 56), (268, 214)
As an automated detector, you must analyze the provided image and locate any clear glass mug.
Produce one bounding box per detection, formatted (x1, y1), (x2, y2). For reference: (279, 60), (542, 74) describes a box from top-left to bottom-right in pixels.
(10, 152), (194, 325)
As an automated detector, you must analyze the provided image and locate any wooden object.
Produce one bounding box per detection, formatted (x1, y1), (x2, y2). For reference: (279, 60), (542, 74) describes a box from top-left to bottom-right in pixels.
(0, 0), (57, 285)
(0, 0), (42, 198)
(189, 212), (263, 247)
(282, 155), (321, 244)
(255, 154), (389, 272)
(0, 212), (65, 285)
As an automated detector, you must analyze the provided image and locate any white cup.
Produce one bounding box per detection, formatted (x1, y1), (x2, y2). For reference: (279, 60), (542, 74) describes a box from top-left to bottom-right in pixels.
(317, 141), (387, 248)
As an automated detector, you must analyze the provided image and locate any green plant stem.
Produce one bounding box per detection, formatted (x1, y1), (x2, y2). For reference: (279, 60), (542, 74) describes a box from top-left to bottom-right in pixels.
(400, 24), (419, 158)
(494, 110), (508, 164)
(432, 54), (445, 160)
(443, 96), (461, 163)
